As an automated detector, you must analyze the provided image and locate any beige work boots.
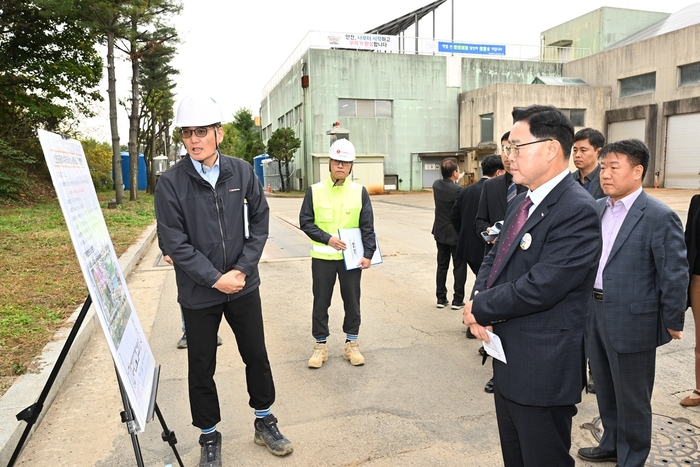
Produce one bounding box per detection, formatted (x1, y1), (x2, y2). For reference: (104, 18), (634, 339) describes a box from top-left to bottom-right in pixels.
(343, 341), (365, 366)
(307, 343), (328, 368)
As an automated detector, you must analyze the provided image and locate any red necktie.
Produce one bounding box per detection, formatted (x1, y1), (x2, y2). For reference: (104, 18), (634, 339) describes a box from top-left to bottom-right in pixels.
(486, 197), (533, 288)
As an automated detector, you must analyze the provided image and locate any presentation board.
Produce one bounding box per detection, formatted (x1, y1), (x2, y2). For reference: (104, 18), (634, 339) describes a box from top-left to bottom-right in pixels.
(37, 129), (156, 432)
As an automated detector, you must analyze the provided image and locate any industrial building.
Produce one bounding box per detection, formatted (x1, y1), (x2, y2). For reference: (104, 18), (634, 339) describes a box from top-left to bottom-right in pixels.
(260, 1), (700, 191)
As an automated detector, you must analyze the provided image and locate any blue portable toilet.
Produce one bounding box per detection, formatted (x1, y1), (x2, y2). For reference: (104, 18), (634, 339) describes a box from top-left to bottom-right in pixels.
(253, 153), (269, 187)
(120, 151), (147, 190)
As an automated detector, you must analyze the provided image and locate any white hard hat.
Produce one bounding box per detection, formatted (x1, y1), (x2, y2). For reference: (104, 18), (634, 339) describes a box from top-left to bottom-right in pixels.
(329, 138), (355, 162)
(175, 95), (224, 127)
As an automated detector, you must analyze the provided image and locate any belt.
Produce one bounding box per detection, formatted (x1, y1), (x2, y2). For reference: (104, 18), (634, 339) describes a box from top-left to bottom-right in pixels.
(592, 289), (603, 301)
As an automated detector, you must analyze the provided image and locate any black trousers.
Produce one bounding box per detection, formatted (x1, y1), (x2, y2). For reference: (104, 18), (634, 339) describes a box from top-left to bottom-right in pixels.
(587, 299), (656, 467)
(311, 258), (362, 339)
(182, 288), (275, 429)
(435, 241), (467, 303)
(494, 380), (577, 467)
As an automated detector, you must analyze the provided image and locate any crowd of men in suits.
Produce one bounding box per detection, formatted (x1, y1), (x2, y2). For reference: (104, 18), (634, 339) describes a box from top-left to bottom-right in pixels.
(431, 105), (688, 467)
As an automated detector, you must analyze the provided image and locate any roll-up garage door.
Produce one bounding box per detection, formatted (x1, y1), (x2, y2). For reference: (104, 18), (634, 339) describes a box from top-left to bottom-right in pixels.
(665, 113), (700, 189)
(608, 119), (645, 144)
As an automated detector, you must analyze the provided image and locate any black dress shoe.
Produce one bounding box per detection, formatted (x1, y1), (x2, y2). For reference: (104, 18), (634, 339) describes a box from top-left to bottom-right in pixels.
(478, 346), (486, 356)
(484, 378), (494, 393)
(577, 446), (617, 462)
(466, 328), (477, 339)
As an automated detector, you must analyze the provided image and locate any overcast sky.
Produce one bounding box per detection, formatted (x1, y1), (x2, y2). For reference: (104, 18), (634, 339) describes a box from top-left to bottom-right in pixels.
(78, 0), (699, 143)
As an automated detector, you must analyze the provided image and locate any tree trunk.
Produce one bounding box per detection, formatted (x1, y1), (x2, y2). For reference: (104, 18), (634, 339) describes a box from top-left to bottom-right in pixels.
(148, 107), (157, 194)
(128, 19), (140, 202)
(277, 158), (285, 192)
(284, 156), (292, 191)
(107, 28), (125, 205)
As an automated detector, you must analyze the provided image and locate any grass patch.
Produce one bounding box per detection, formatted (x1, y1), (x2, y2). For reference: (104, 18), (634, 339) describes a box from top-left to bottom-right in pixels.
(0, 191), (155, 397)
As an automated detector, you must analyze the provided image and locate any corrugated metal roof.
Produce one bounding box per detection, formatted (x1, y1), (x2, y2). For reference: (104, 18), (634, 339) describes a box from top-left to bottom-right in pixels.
(606, 2), (700, 49)
(365, 0), (447, 36)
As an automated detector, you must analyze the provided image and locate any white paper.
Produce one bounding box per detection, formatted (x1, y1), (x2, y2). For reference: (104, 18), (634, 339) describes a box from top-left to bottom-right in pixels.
(337, 228), (382, 270)
(483, 329), (507, 364)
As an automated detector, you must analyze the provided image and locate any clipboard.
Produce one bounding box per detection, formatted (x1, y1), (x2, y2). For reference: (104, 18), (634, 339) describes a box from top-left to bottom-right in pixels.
(337, 228), (382, 270)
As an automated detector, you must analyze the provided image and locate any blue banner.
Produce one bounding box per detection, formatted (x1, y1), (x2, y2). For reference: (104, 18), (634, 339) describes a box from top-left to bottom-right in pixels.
(438, 42), (505, 56)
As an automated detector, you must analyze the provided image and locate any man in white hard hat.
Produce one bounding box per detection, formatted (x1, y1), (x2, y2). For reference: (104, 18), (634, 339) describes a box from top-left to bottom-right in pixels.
(155, 95), (293, 466)
(299, 138), (376, 368)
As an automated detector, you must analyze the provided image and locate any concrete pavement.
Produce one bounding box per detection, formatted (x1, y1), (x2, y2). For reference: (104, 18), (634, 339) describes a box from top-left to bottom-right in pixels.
(3, 189), (699, 466)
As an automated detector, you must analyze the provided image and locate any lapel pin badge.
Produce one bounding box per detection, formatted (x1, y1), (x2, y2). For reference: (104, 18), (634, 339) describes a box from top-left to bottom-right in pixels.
(520, 233), (532, 250)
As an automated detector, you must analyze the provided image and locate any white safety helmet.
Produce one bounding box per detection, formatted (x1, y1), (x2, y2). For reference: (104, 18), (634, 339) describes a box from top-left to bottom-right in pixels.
(329, 138), (355, 162)
(175, 95), (224, 127)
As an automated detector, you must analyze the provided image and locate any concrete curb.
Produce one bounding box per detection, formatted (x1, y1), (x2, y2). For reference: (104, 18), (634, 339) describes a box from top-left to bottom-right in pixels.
(0, 221), (157, 466)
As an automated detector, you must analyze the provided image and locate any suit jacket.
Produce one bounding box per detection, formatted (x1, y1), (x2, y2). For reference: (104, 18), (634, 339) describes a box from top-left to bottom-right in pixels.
(572, 163), (605, 200)
(472, 176), (601, 407)
(450, 177), (486, 266)
(595, 191), (687, 354)
(685, 194), (700, 306)
(474, 174), (526, 255)
(432, 178), (462, 245)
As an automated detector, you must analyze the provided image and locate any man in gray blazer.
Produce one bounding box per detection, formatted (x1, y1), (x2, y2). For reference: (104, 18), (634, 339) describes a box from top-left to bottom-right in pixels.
(578, 139), (687, 467)
(463, 105), (602, 466)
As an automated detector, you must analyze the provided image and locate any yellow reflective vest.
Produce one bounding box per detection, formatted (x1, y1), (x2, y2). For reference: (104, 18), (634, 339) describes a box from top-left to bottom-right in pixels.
(309, 177), (364, 260)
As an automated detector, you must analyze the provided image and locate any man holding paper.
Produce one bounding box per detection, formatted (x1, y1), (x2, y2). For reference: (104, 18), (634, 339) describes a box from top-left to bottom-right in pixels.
(462, 105), (601, 467)
(299, 138), (376, 368)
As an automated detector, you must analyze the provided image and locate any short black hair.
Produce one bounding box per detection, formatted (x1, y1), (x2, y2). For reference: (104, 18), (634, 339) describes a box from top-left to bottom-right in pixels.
(599, 139), (650, 179)
(500, 131), (510, 143)
(511, 105), (574, 158)
(481, 154), (504, 177)
(574, 128), (605, 149)
(441, 157), (459, 179)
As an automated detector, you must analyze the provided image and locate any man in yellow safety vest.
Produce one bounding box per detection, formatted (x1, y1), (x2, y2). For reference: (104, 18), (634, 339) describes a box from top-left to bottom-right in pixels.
(299, 138), (376, 368)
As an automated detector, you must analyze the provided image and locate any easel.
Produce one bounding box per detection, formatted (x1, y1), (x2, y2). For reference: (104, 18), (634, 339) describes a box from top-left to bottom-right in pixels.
(8, 295), (184, 467)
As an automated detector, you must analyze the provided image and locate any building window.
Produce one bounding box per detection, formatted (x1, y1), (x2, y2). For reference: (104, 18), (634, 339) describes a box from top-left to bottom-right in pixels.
(680, 62), (700, 87)
(619, 72), (656, 98)
(480, 113), (494, 143)
(277, 116), (284, 128)
(560, 108), (585, 127)
(338, 99), (392, 117)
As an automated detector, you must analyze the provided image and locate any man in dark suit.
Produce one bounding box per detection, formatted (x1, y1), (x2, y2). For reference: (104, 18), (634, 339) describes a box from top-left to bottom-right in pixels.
(578, 139), (687, 467)
(463, 105), (602, 467)
(472, 132), (526, 393)
(475, 132), (527, 257)
(450, 155), (504, 275)
(571, 128), (606, 200)
(432, 157), (467, 309)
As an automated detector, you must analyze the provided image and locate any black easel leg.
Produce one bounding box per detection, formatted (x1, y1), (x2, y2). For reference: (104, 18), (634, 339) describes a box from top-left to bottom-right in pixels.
(9, 295), (93, 467)
(116, 367), (145, 467)
(155, 403), (185, 467)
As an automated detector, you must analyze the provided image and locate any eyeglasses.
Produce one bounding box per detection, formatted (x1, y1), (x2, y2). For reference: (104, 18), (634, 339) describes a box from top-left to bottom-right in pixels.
(330, 160), (352, 167)
(504, 139), (553, 157)
(180, 127), (212, 139)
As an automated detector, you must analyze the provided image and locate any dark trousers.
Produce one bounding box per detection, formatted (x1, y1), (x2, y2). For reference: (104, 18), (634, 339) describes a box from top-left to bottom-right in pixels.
(182, 288), (275, 429)
(494, 380), (577, 467)
(435, 241), (467, 303)
(311, 258), (361, 339)
(587, 299), (656, 467)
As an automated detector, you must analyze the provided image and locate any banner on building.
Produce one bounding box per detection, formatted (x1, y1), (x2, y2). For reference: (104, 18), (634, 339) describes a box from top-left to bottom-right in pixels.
(436, 41), (506, 56)
(321, 32), (398, 52)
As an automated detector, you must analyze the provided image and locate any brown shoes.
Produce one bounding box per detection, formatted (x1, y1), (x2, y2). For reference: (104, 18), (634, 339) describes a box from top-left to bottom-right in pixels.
(680, 389), (700, 407)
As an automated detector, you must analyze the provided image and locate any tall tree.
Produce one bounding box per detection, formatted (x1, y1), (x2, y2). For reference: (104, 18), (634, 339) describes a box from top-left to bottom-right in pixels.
(267, 128), (301, 192)
(0, 0), (102, 199)
(138, 41), (178, 193)
(116, 0), (181, 201)
(83, 0), (134, 205)
(231, 108), (265, 164)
